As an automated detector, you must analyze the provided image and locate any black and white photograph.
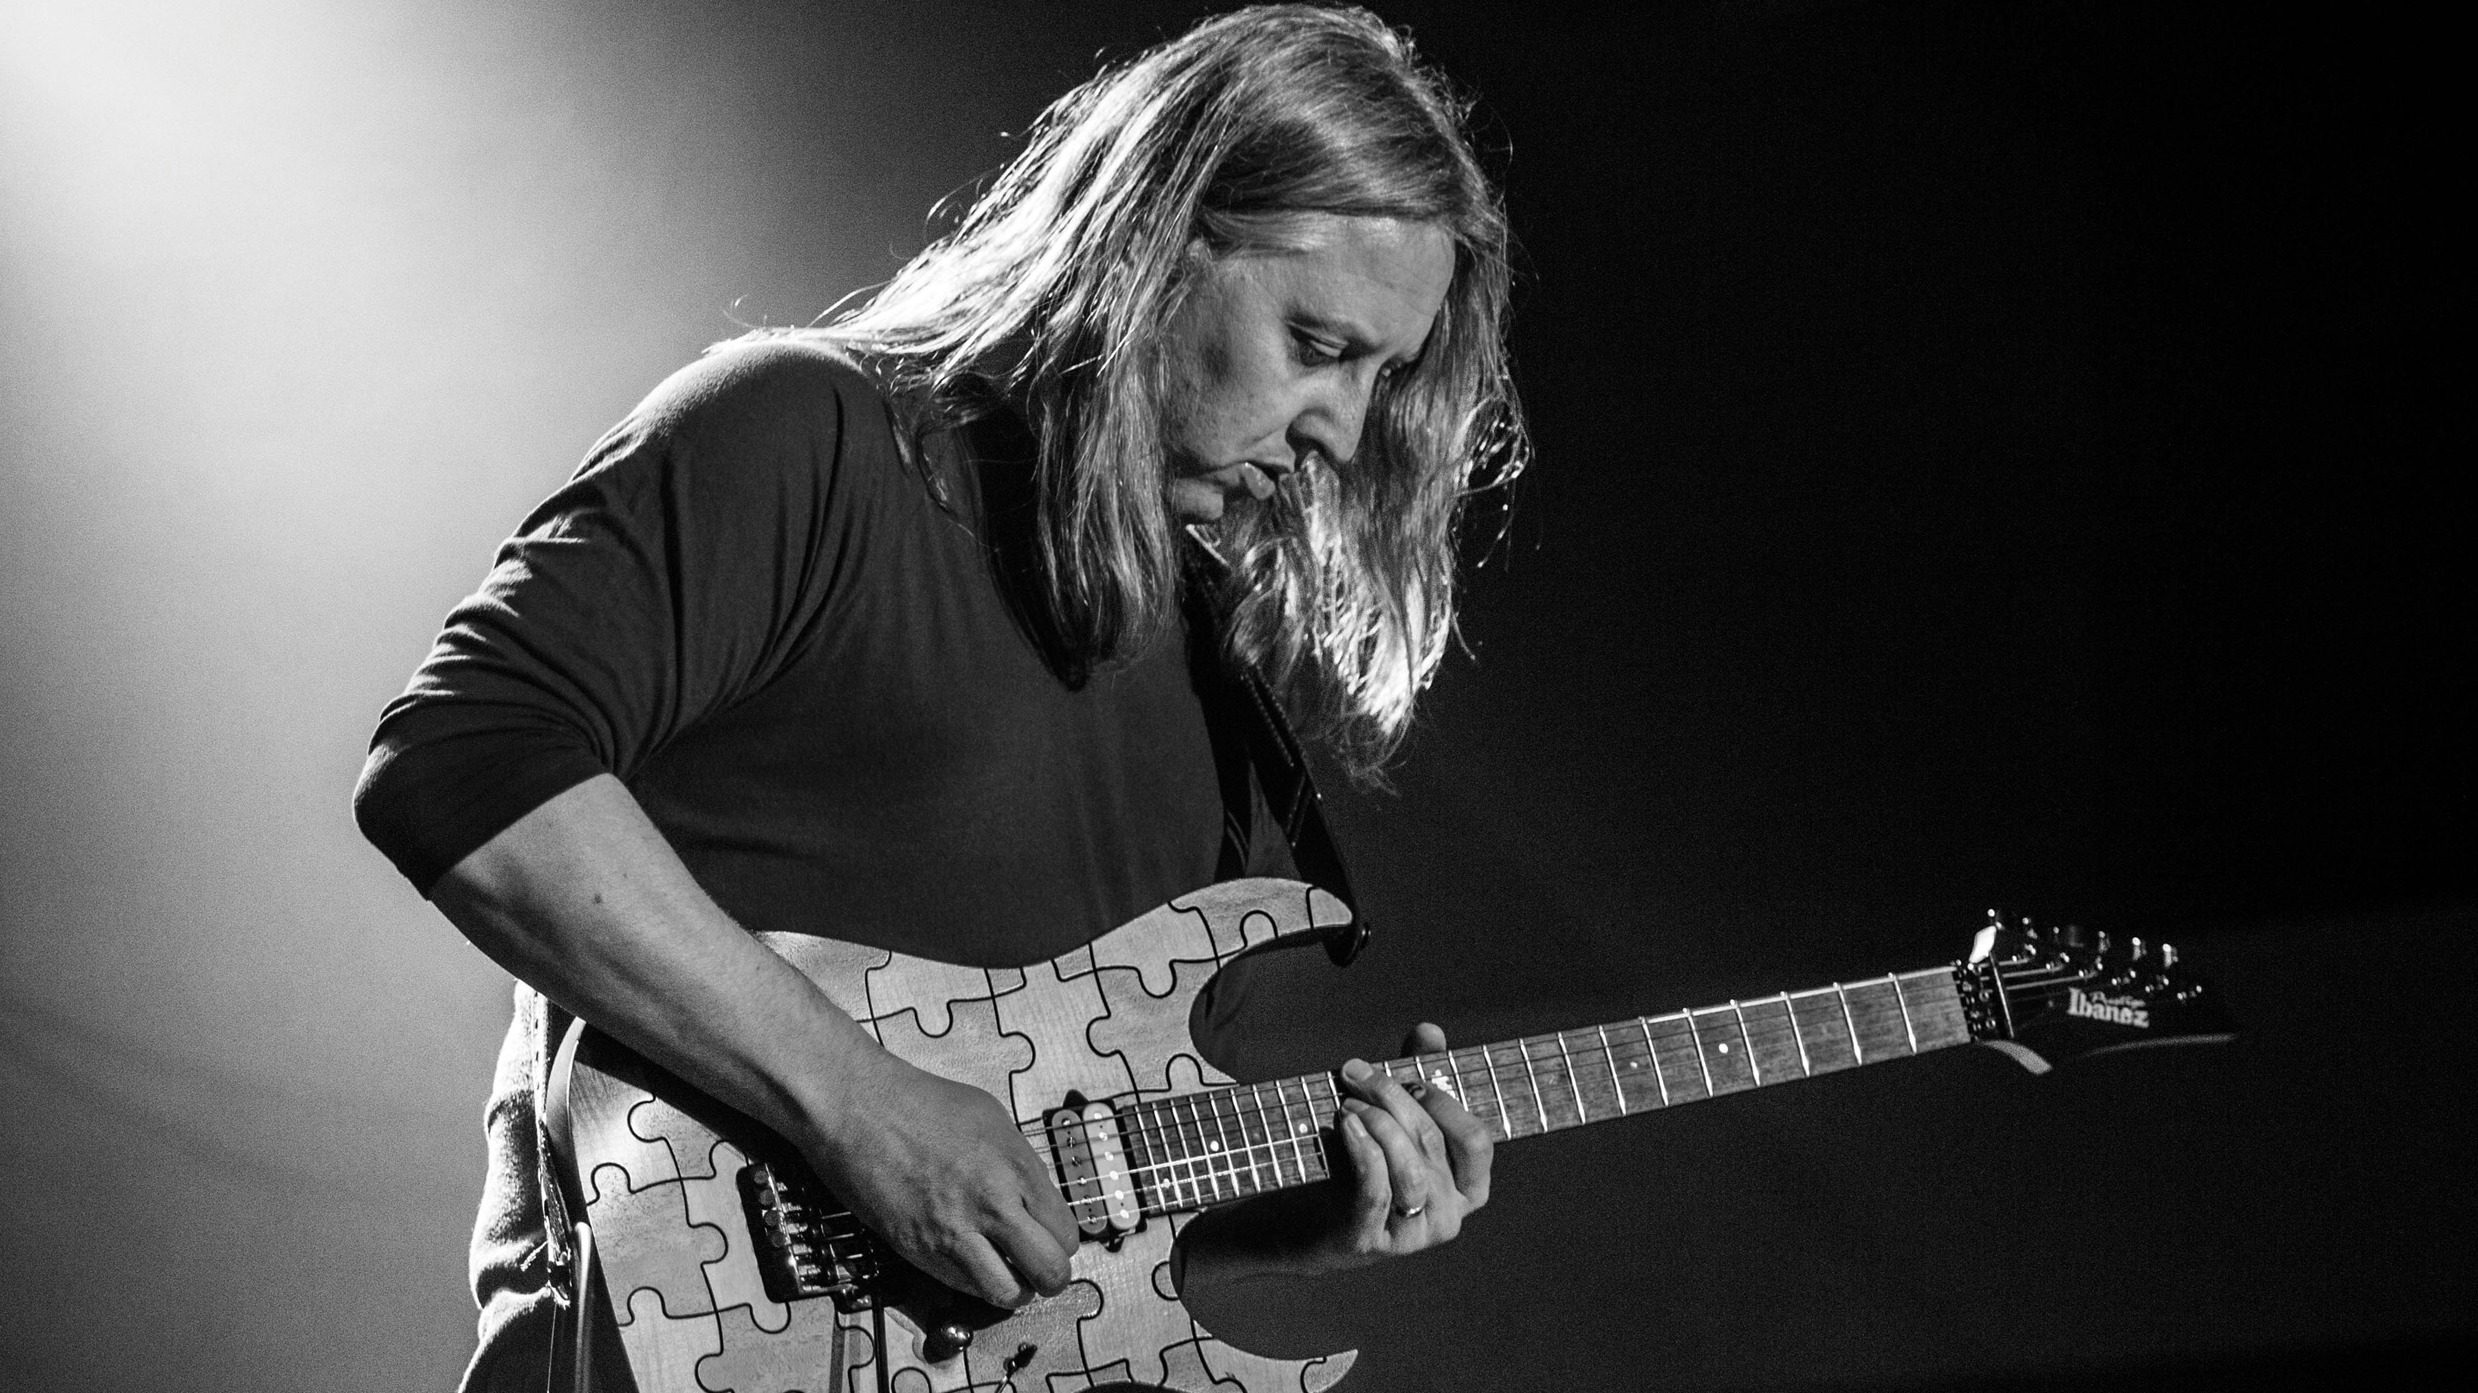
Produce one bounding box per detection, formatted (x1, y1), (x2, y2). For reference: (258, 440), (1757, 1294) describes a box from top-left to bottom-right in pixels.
(1, 3), (2466, 1389)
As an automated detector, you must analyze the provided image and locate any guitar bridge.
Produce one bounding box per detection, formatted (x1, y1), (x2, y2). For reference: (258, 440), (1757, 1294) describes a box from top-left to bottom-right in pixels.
(739, 1160), (879, 1310)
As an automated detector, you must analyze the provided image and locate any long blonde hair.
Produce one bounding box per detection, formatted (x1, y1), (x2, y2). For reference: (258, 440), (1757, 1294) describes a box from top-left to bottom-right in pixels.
(763, 4), (1525, 778)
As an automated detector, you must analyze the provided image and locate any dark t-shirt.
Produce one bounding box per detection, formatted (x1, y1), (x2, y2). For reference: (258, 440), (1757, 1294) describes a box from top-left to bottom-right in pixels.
(355, 337), (1288, 964)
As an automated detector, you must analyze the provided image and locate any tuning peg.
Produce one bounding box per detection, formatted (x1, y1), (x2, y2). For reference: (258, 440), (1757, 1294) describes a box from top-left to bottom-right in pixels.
(2059, 923), (2087, 949)
(2159, 942), (2179, 968)
(2129, 936), (2147, 960)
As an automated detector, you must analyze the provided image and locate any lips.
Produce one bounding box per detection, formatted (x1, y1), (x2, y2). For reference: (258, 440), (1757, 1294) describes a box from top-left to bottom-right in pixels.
(1234, 460), (1292, 498)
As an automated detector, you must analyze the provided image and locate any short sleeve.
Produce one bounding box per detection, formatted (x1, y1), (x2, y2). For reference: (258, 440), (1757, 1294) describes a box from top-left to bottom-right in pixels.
(353, 339), (880, 893)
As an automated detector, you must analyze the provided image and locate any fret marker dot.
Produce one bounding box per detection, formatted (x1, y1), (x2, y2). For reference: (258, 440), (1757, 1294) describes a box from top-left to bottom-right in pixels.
(1206, 1140), (1220, 1151)
(1717, 1042), (1730, 1053)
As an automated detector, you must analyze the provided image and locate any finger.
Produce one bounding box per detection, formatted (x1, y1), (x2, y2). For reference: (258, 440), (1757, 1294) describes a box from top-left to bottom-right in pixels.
(1344, 1058), (1449, 1167)
(1350, 1095), (1442, 1223)
(951, 1231), (1035, 1309)
(1422, 1085), (1495, 1210)
(1014, 1147), (1084, 1253)
(1402, 1021), (1450, 1056)
(1338, 1104), (1394, 1237)
(992, 1205), (1075, 1296)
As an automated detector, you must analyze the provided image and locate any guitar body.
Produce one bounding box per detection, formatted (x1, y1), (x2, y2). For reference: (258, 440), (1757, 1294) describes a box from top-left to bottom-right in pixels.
(549, 878), (1360, 1393)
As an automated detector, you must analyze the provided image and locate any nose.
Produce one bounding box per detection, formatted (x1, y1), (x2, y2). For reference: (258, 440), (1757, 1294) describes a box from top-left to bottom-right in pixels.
(1290, 371), (1375, 473)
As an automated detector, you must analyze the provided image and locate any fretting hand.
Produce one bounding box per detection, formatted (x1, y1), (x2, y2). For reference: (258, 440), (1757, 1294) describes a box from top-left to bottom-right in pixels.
(1177, 1021), (1495, 1283)
(1322, 1020), (1495, 1263)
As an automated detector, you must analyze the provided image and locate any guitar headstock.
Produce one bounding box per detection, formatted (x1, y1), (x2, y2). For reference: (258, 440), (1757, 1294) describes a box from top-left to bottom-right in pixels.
(1954, 910), (2234, 1074)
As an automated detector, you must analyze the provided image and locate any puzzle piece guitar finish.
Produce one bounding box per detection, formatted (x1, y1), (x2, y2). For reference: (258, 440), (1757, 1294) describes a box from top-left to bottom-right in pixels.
(551, 878), (1360, 1393)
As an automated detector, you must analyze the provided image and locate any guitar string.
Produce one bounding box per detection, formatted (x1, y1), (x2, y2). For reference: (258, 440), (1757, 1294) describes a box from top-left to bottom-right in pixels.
(788, 992), (1986, 1236)
(1011, 990), (1947, 1171)
(788, 977), (1954, 1217)
(782, 971), (2141, 1241)
(1011, 996), (1948, 1214)
(998, 981), (1950, 1155)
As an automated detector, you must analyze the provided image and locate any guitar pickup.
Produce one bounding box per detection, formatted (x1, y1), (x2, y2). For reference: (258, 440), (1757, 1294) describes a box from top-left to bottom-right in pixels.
(1047, 1101), (1142, 1239)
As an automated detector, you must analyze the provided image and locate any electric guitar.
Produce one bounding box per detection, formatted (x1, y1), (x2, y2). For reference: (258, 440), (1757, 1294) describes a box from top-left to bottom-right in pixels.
(546, 878), (2231, 1392)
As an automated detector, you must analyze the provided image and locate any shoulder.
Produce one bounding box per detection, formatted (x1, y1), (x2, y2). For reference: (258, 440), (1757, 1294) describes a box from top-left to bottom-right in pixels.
(627, 334), (895, 453)
(562, 336), (917, 516)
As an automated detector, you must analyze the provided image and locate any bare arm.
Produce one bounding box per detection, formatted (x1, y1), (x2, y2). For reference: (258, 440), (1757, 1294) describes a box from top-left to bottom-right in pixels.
(430, 773), (1078, 1306)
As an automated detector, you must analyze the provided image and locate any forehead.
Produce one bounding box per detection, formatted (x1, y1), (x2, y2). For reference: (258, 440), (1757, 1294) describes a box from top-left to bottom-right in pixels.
(1228, 216), (1456, 354)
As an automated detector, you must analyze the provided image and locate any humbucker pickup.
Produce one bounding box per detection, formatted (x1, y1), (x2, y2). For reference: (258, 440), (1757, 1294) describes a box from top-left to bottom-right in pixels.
(1047, 1100), (1142, 1239)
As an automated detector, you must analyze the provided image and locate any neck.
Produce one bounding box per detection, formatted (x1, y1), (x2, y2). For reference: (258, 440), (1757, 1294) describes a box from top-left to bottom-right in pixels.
(1094, 966), (1974, 1219)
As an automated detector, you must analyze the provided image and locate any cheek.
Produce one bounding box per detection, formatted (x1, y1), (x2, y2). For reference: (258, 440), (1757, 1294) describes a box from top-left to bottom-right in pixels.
(1168, 343), (1266, 460)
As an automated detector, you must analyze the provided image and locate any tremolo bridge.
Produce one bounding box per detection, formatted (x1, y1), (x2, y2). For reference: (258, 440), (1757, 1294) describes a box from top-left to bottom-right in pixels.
(738, 1094), (1147, 1308)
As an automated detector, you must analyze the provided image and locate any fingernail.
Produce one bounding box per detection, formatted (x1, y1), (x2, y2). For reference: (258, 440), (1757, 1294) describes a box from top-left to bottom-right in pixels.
(1344, 1112), (1368, 1138)
(1404, 1081), (1426, 1099)
(1341, 1059), (1372, 1083)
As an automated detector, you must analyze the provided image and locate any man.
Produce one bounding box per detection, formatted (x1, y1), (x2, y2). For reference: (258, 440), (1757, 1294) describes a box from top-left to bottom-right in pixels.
(355, 7), (1528, 1387)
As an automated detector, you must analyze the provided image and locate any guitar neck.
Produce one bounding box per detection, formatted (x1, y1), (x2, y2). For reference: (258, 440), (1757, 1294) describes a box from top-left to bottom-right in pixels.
(1100, 966), (1973, 1219)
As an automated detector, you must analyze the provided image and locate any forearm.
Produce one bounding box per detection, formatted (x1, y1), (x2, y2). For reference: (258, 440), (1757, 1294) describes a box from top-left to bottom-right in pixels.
(429, 772), (875, 1156)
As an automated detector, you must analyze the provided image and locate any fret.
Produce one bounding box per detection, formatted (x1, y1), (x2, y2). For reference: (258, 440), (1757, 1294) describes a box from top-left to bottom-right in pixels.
(1180, 1095), (1228, 1203)
(1305, 1072), (1343, 1151)
(1787, 988), (1858, 1073)
(1649, 1015), (1707, 1102)
(1476, 1042), (1530, 1136)
(1738, 996), (1807, 1084)
(1209, 1089), (1260, 1196)
(1593, 1024), (1630, 1116)
(1513, 1036), (1549, 1134)
(1434, 1049), (1467, 1115)
(1729, 1001), (1761, 1086)
(1472, 1043), (1513, 1138)
(1225, 1085), (1264, 1190)
(1834, 982), (1865, 1064)
(1887, 972), (1919, 1054)
(1842, 979), (1916, 1061)
(1272, 1076), (1322, 1184)
(1683, 1011), (1715, 1097)
(1189, 1094), (1225, 1201)
(1896, 970), (1973, 1050)
(1120, 964), (1978, 1219)
(1144, 1099), (1185, 1209)
(1518, 1035), (1571, 1130)
(1631, 1018), (1671, 1108)
(1241, 1083), (1288, 1189)
(1552, 1032), (1587, 1125)
(1592, 1025), (1628, 1117)
(1778, 991), (1813, 1077)
(1690, 1007), (1758, 1094)
(1156, 1098), (1202, 1210)
(1121, 1100), (1160, 1212)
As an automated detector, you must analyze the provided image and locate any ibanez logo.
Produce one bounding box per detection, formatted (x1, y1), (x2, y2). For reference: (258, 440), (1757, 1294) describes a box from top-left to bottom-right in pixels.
(2066, 987), (2150, 1028)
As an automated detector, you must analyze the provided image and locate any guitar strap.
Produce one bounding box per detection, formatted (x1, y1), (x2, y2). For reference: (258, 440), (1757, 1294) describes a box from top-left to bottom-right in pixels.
(1182, 547), (1371, 967)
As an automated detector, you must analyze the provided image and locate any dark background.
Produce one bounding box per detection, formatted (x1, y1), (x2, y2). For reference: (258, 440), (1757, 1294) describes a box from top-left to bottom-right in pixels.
(1, 1), (2465, 1389)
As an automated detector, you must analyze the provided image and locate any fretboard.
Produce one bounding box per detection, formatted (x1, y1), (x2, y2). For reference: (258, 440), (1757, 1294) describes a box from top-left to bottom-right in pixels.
(1102, 966), (1972, 1219)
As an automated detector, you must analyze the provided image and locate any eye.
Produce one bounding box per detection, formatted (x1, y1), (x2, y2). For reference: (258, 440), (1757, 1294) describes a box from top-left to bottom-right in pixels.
(1290, 331), (1345, 368)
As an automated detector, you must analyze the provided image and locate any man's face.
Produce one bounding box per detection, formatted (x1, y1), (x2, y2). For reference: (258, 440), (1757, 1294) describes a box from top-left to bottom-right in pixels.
(1158, 216), (1456, 524)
